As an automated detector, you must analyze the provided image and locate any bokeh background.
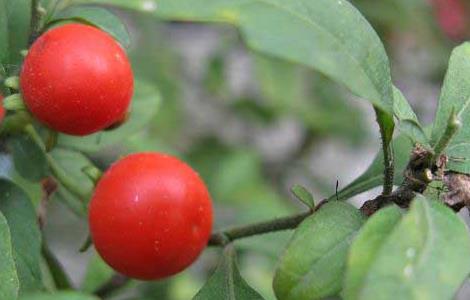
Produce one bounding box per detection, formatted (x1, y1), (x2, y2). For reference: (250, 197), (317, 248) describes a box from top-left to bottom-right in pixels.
(37, 0), (470, 299)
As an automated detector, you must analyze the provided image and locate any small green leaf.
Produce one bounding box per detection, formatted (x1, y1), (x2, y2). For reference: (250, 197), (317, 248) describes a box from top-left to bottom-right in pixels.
(290, 184), (315, 208)
(343, 205), (403, 300)
(273, 202), (365, 300)
(0, 211), (19, 300)
(9, 134), (48, 182)
(58, 80), (161, 153)
(193, 245), (265, 300)
(431, 43), (470, 174)
(0, 179), (43, 295)
(334, 134), (413, 201)
(393, 86), (430, 148)
(344, 195), (470, 300)
(80, 254), (114, 293)
(51, 6), (131, 48)
(19, 291), (99, 300)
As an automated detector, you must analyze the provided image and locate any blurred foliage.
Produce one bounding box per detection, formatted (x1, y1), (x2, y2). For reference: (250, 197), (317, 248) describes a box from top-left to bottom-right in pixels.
(2, 0), (470, 299)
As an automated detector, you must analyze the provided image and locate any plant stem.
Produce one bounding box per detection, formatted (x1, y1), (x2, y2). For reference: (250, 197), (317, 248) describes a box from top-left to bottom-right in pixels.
(29, 0), (42, 45)
(432, 109), (461, 163)
(209, 210), (314, 247)
(375, 108), (394, 196)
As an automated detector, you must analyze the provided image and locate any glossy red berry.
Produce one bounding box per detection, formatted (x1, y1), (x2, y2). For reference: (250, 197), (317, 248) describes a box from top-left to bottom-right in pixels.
(20, 23), (133, 136)
(89, 152), (213, 280)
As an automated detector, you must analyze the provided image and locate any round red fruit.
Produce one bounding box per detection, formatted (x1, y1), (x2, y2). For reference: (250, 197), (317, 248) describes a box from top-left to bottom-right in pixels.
(20, 23), (133, 136)
(89, 152), (213, 280)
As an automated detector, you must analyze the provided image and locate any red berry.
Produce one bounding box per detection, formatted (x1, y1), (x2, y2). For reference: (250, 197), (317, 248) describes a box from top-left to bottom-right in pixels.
(89, 152), (213, 280)
(0, 94), (4, 123)
(20, 23), (133, 136)
(432, 0), (468, 41)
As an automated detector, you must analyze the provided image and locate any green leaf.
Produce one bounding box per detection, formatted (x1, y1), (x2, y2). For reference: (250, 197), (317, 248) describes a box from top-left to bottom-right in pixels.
(8, 134), (48, 182)
(42, 244), (73, 290)
(343, 205), (403, 300)
(431, 43), (470, 173)
(393, 86), (430, 148)
(80, 254), (114, 293)
(335, 134), (413, 201)
(74, 0), (395, 116)
(344, 195), (470, 300)
(273, 202), (365, 300)
(193, 245), (264, 300)
(290, 184), (314, 209)
(5, 0), (32, 66)
(0, 0), (8, 67)
(49, 148), (94, 214)
(51, 6), (131, 48)
(58, 80), (161, 153)
(19, 291), (99, 300)
(0, 179), (43, 295)
(0, 211), (19, 300)
(49, 149), (94, 196)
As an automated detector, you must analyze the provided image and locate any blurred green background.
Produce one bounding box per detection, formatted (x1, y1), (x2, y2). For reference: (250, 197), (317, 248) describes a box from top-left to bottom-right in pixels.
(30, 0), (470, 299)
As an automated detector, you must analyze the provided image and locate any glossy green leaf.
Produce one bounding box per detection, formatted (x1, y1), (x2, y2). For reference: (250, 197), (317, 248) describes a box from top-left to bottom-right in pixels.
(58, 80), (161, 153)
(6, 0), (32, 65)
(0, 179), (43, 294)
(273, 202), (365, 300)
(334, 134), (413, 201)
(343, 205), (403, 300)
(291, 184), (314, 209)
(393, 86), (430, 148)
(193, 245), (264, 300)
(73, 0), (394, 116)
(8, 134), (48, 182)
(51, 6), (131, 47)
(431, 43), (470, 174)
(344, 195), (470, 300)
(0, 211), (19, 300)
(20, 291), (99, 300)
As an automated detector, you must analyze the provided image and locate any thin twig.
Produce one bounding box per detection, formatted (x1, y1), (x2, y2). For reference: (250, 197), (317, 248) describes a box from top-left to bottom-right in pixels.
(209, 199), (328, 247)
(209, 211), (312, 247)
